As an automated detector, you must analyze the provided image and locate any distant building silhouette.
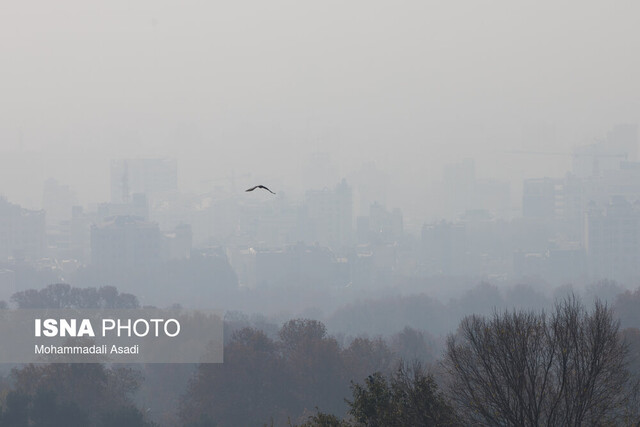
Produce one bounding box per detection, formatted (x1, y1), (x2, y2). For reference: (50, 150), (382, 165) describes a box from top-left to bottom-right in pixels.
(42, 178), (77, 228)
(357, 202), (403, 244)
(441, 159), (510, 220)
(572, 124), (637, 178)
(162, 224), (192, 260)
(110, 158), (177, 203)
(522, 178), (560, 219)
(0, 197), (45, 261)
(585, 196), (640, 282)
(90, 215), (162, 271)
(303, 179), (353, 249)
(98, 193), (149, 221)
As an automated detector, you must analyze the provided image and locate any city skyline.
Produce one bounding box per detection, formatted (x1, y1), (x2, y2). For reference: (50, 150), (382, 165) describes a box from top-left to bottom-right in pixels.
(3, 2), (640, 218)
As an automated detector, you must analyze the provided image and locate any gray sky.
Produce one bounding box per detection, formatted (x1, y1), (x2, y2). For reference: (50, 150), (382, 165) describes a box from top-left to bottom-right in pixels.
(1, 1), (639, 213)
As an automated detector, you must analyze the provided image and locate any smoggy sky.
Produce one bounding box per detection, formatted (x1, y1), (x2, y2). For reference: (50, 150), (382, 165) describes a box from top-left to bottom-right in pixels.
(1, 1), (639, 216)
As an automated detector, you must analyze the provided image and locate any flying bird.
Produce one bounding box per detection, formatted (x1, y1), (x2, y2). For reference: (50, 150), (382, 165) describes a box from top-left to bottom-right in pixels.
(245, 185), (276, 194)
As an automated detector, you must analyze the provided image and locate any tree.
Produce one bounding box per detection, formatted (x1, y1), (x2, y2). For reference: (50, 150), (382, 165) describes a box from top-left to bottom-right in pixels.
(10, 363), (145, 426)
(298, 410), (350, 427)
(300, 363), (458, 427)
(348, 364), (458, 427)
(279, 319), (328, 352)
(181, 319), (355, 426)
(278, 319), (347, 416)
(444, 297), (635, 426)
(180, 327), (290, 426)
(342, 337), (393, 386)
(615, 287), (640, 329)
(0, 389), (88, 427)
(389, 327), (435, 365)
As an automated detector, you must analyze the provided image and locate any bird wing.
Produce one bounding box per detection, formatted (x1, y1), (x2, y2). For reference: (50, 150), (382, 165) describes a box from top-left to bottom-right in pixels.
(261, 186), (276, 194)
(245, 186), (258, 192)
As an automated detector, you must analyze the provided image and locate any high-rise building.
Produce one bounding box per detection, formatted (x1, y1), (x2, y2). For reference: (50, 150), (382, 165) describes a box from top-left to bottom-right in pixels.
(98, 193), (149, 221)
(522, 178), (561, 219)
(90, 215), (162, 271)
(303, 179), (353, 249)
(585, 196), (640, 283)
(0, 197), (45, 261)
(110, 158), (177, 203)
(349, 162), (389, 217)
(522, 175), (582, 223)
(42, 178), (77, 227)
(358, 202), (403, 244)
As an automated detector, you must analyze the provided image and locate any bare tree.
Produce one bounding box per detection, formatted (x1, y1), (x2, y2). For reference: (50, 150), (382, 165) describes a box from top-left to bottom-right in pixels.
(444, 296), (635, 426)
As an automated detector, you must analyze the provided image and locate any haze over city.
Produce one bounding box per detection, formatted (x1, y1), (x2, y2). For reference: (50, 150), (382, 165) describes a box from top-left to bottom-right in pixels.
(2, 1), (640, 219)
(2, 2), (640, 426)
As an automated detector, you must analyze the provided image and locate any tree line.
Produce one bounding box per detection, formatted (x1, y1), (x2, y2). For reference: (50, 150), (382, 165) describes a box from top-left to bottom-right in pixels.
(181, 298), (640, 426)
(0, 284), (639, 426)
